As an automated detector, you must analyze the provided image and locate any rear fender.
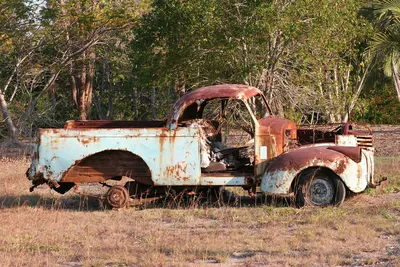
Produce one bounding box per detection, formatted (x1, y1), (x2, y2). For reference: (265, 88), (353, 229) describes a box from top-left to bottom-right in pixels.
(260, 145), (373, 195)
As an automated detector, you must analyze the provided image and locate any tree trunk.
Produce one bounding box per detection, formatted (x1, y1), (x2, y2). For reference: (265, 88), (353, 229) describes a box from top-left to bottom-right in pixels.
(0, 91), (19, 143)
(133, 87), (138, 120)
(0, 54), (32, 144)
(18, 71), (61, 135)
(106, 83), (114, 119)
(343, 65), (369, 123)
(392, 56), (400, 103)
(174, 71), (186, 98)
(70, 64), (78, 107)
(71, 50), (95, 120)
(151, 87), (156, 120)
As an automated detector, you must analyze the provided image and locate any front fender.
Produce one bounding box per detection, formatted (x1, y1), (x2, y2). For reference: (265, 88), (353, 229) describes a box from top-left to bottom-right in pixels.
(260, 145), (374, 195)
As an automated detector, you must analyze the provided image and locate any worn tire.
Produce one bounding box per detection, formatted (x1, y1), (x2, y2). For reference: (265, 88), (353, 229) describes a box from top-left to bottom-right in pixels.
(296, 169), (346, 207)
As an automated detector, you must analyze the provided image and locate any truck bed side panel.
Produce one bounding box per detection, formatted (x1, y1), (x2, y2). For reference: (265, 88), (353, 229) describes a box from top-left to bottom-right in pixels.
(35, 127), (201, 185)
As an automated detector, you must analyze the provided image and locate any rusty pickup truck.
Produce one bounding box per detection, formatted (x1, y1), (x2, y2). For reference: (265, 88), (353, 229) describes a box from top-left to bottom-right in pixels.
(27, 84), (376, 208)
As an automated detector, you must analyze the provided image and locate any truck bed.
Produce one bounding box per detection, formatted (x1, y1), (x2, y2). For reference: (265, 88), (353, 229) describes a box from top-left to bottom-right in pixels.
(64, 120), (166, 129)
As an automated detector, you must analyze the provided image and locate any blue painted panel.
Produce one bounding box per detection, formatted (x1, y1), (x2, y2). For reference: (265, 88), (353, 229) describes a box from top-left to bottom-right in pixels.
(36, 127), (201, 185)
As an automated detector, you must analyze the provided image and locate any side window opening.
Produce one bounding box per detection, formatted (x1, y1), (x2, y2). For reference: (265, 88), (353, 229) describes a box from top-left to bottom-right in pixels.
(181, 98), (255, 173)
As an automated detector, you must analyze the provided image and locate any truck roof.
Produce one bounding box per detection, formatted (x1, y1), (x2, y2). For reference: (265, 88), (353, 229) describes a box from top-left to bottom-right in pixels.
(167, 84), (263, 125)
(177, 84), (261, 103)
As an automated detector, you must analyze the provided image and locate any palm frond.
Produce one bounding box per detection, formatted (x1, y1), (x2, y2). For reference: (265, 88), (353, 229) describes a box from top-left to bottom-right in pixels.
(373, 0), (400, 30)
(368, 31), (400, 54)
(383, 54), (392, 76)
(375, 0), (400, 16)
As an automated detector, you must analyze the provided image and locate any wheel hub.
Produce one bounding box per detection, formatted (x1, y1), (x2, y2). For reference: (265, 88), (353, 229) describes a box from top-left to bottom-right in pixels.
(308, 178), (334, 206)
(107, 185), (129, 209)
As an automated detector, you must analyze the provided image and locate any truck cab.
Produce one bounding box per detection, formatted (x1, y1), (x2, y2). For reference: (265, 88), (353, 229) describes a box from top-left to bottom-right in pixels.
(166, 84), (295, 183)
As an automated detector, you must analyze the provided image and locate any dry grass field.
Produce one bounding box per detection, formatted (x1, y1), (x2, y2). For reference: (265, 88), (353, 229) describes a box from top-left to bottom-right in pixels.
(0, 125), (399, 266)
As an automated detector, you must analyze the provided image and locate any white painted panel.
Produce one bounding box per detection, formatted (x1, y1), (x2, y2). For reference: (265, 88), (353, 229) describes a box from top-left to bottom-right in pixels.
(260, 146), (267, 160)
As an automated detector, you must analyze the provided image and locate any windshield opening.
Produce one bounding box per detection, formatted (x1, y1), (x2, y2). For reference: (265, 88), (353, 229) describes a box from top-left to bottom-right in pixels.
(246, 94), (270, 120)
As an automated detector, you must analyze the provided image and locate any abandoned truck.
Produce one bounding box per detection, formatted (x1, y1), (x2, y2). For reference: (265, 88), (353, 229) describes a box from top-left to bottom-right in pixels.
(26, 84), (376, 208)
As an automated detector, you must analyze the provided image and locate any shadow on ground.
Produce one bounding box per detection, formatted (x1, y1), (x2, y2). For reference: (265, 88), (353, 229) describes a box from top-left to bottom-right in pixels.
(0, 190), (295, 211)
(0, 194), (106, 211)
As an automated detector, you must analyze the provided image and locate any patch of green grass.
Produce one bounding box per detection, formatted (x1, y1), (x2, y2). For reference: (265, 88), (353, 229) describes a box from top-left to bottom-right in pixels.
(374, 156), (400, 193)
(380, 209), (397, 220)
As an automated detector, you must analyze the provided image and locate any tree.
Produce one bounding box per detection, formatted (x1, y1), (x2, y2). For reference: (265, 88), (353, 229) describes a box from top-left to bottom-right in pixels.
(366, 0), (400, 103)
(1, 0), (150, 143)
(0, 0), (39, 143)
(132, 0), (293, 108)
(43, 0), (150, 120)
(132, 0), (372, 123)
(284, 0), (373, 123)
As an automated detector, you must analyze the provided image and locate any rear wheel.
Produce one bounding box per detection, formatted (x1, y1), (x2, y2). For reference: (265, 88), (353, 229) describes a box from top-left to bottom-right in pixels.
(107, 185), (129, 209)
(296, 169), (346, 207)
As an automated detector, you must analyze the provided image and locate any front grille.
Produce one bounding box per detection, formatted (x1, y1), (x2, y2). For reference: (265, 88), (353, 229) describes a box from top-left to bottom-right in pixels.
(356, 135), (373, 148)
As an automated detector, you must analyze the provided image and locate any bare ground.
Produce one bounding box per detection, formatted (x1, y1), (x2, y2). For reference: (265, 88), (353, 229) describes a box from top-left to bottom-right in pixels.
(0, 125), (399, 266)
(371, 125), (400, 157)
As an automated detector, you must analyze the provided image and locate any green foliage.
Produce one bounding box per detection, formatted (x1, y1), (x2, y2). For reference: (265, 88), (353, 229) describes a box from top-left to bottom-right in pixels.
(352, 83), (400, 123)
(1, 0), (400, 141)
(131, 0), (374, 123)
(365, 0), (400, 104)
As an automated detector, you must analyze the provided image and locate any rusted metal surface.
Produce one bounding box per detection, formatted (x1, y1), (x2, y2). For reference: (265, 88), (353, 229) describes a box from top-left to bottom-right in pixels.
(64, 120), (166, 129)
(61, 150), (152, 184)
(297, 128), (336, 145)
(260, 144), (374, 194)
(107, 185), (129, 209)
(373, 177), (389, 193)
(342, 121), (372, 135)
(256, 116), (297, 159)
(327, 146), (362, 163)
(254, 116), (297, 182)
(298, 122), (374, 148)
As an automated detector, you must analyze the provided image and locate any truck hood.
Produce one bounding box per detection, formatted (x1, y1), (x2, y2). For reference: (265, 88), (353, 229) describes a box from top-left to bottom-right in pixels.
(257, 116), (297, 136)
(255, 116), (297, 160)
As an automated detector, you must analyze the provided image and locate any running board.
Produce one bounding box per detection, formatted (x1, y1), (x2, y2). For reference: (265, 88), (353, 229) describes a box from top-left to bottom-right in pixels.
(200, 175), (253, 186)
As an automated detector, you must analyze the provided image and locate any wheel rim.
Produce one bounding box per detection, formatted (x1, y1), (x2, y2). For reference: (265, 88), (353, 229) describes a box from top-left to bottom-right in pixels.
(306, 177), (334, 206)
(107, 185), (129, 208)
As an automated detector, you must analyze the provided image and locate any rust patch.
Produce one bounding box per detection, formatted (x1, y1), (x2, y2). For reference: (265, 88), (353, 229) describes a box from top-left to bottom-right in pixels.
(61, 150), (153, 184)
(79, 136), (100, 146)
(265, 145), (355, 177)
(64, 120), (166, 129)
(257, 116), (297, 159)
(328, 146), (362, 163)
(335, 158), (347, 175)
(342, 121), (372, 135)
(164, 162), (189, 181)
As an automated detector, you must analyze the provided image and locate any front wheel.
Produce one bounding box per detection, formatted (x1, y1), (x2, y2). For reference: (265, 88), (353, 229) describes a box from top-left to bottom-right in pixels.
(296, 170), (346, 207)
